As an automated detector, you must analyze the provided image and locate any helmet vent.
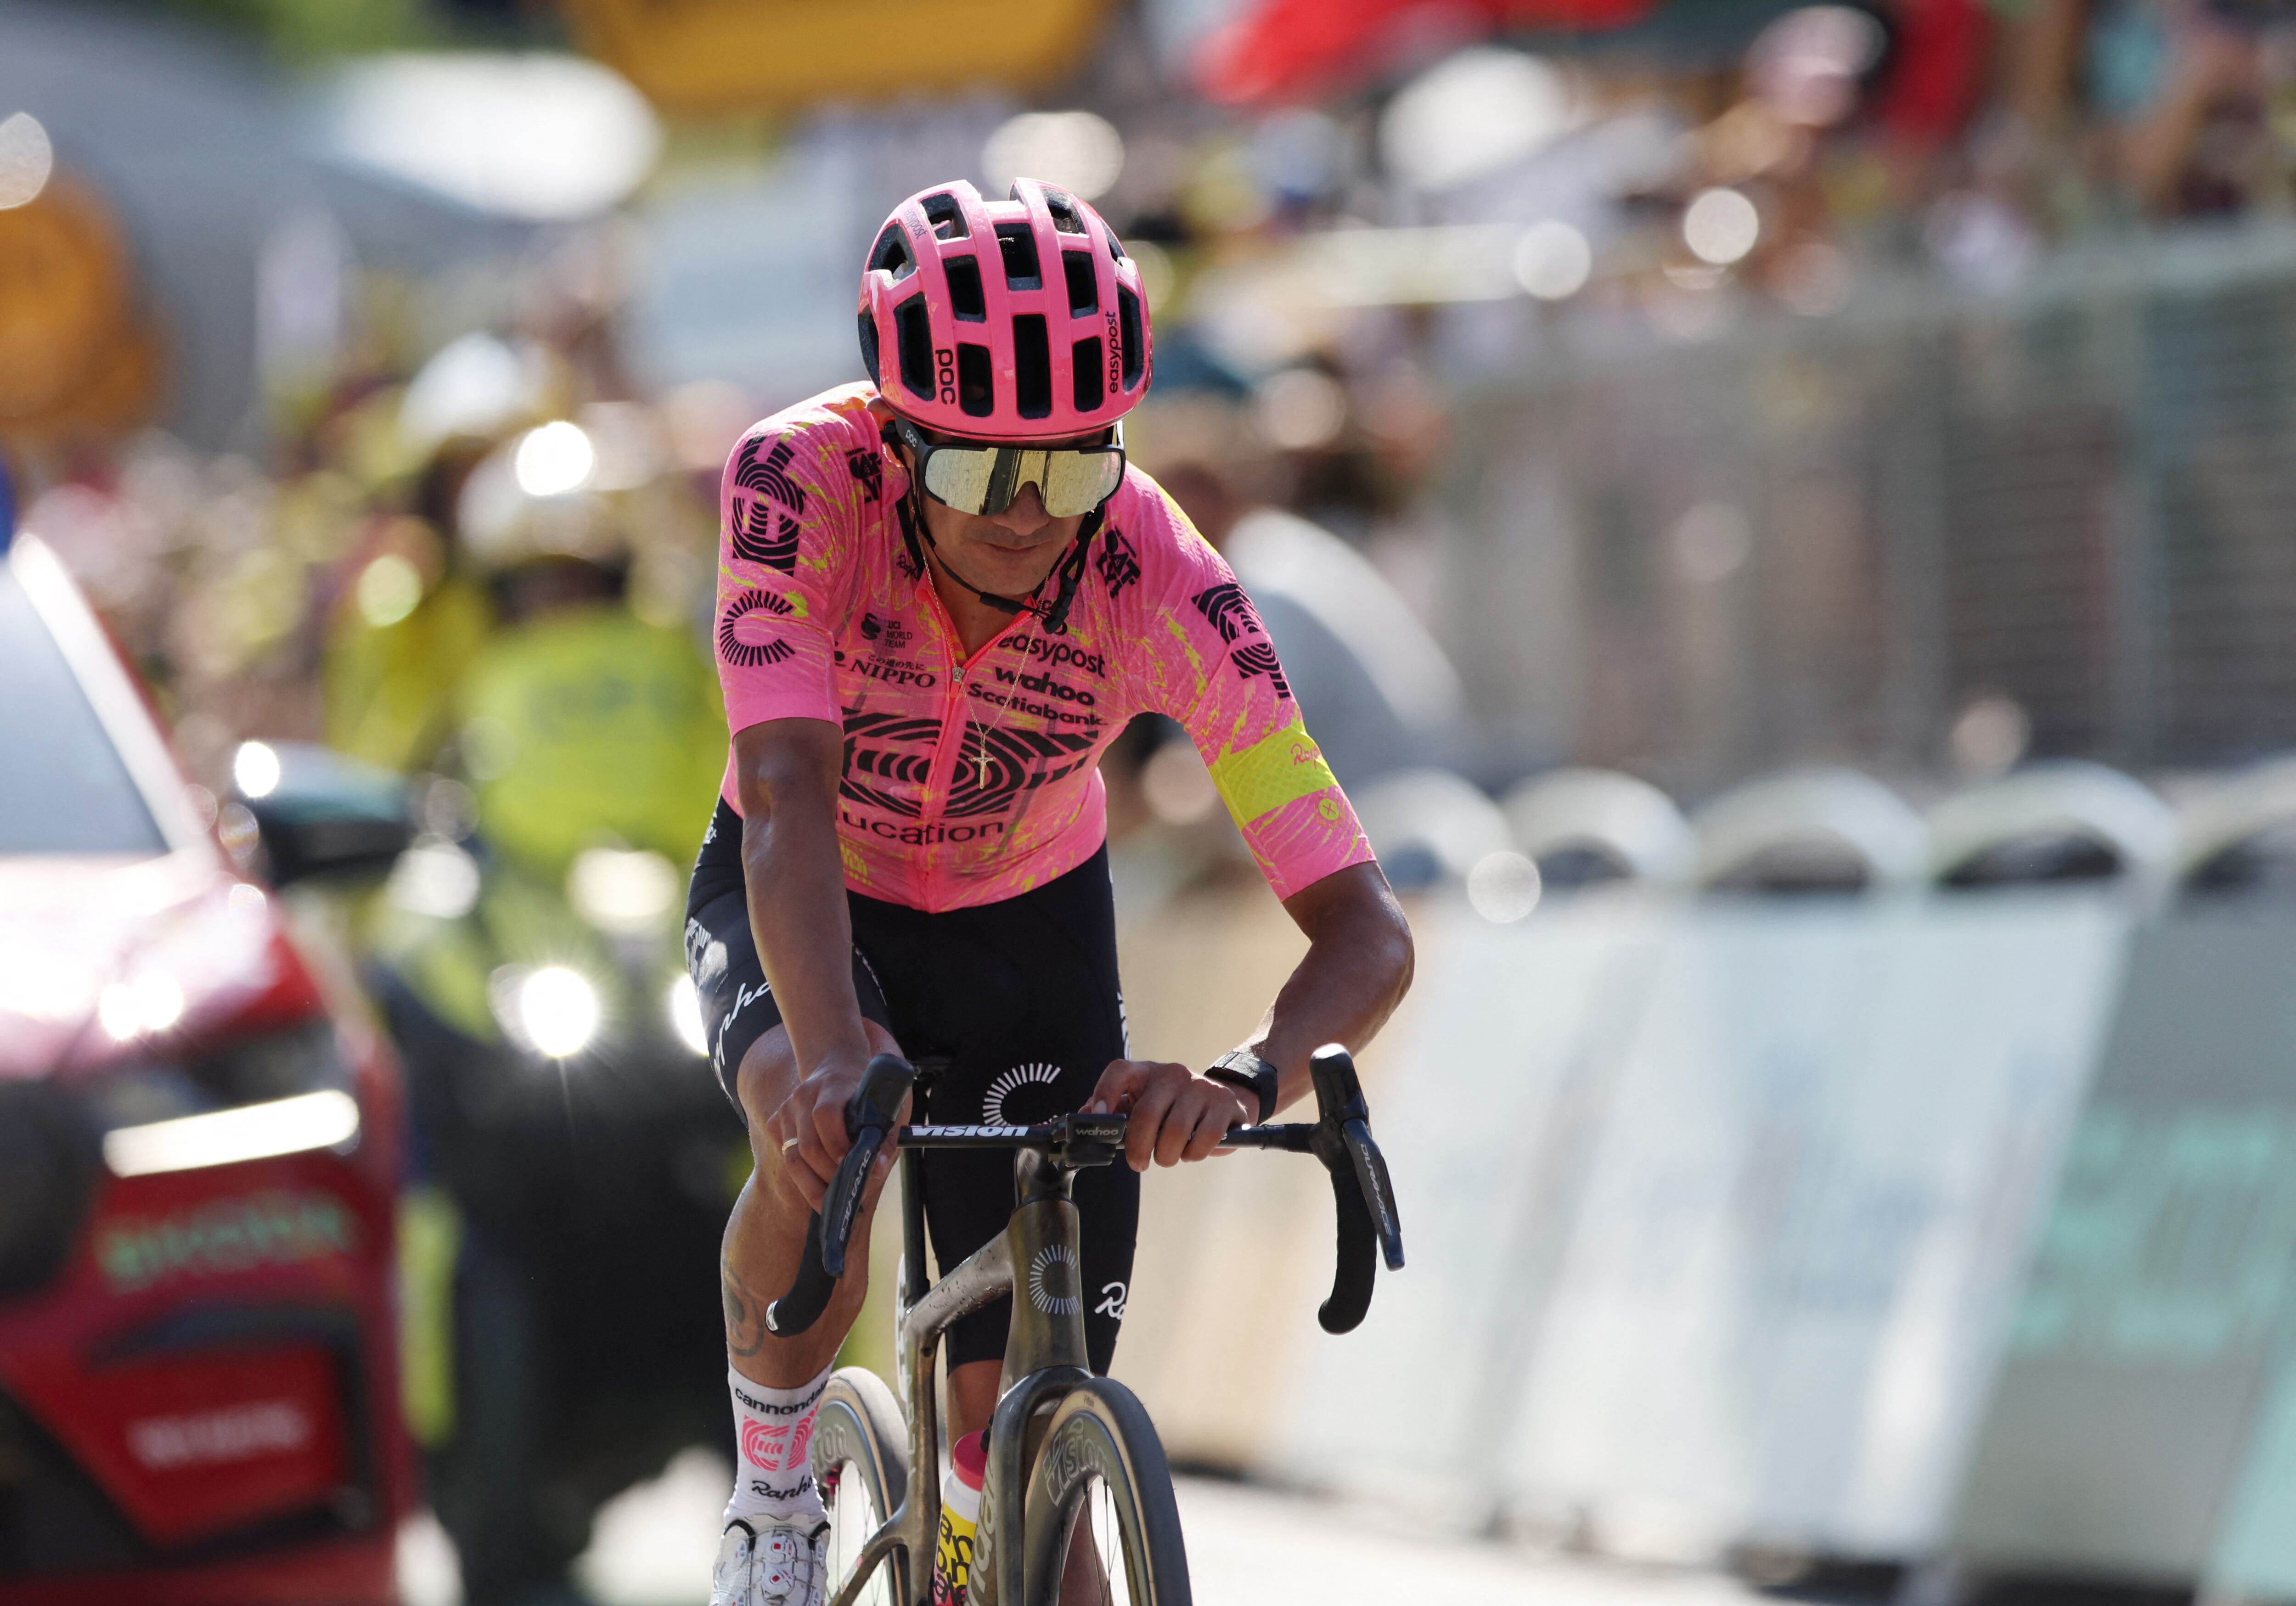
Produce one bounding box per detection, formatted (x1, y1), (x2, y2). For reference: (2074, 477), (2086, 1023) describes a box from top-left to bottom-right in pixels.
(1013, 314), (1051, 419)
(920, 191), (969, 240)
(1071, 337), (1103, 413)
(864, 180), (1148, 432)
(1116, 287), (1144, 390)
(995, 223), (1042, 290)
(957, 344), (994, 417)
(895, 296), (934, 399)
(1062, 252), (1098, 316)
(944, 255), (986, 321)
(870, 223), (915, 281)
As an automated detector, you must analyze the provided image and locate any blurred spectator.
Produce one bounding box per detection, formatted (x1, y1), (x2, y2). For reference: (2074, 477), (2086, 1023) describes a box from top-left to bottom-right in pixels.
(322, 439), (495, 773)
(362, 446), (732, 1604)
(1158, 458), (1471, 788)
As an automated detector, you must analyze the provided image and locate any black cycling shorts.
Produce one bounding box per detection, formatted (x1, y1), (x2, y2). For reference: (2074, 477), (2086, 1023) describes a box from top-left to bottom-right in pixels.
(685, 799), (1137, 1374)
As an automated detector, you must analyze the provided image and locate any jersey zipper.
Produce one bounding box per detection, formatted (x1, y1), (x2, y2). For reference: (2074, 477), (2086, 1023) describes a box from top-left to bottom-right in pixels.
(913, 572), (1031, 900)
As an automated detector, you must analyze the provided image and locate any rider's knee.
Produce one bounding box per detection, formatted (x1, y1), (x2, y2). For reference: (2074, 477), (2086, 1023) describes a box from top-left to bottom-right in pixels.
(735, 1018), (905, 1168)
(736, 1029), (798, 1163)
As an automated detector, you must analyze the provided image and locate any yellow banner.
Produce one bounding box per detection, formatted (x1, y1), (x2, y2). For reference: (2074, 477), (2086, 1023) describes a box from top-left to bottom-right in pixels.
(563, 0), (1109, 113)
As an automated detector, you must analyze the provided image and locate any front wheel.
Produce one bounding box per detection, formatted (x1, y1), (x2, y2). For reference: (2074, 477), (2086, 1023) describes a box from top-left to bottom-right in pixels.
(1019, 1379), (1191, 1606)
(810, 1367), (910, 1606)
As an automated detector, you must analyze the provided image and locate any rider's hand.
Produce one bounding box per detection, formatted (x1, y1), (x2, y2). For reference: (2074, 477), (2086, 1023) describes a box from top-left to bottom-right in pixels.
(766, 1048), (874, 1212)
(1087, 1059), (1252, 1172)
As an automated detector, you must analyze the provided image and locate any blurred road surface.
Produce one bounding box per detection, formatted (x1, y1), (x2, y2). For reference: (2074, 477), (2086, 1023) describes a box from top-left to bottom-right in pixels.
(402, 1448), (1771, 1606)
(1171, 1478), (1766, 1606)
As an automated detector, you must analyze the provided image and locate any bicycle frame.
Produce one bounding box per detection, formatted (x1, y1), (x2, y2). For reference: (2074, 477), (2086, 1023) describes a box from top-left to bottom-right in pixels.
(783, 1047), (1404, 1606)
(827, 1143), (1092, 1606)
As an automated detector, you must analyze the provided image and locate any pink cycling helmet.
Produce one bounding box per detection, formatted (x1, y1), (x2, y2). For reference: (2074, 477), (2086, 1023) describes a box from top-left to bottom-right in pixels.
(858, 178), (1152, 441)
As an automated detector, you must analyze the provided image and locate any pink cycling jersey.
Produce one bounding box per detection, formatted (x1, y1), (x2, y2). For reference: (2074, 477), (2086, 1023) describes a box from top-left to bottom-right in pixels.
(713, 383), (1373, 913)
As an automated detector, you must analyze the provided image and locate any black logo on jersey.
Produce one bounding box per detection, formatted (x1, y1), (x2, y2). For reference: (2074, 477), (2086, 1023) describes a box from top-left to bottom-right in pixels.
(839, 710), (938, 817)
(731, 499), (800, 573)
(719, 590), (797, 668)
(1096, 526), (1140, 599)
(1191, 583), (1289, 698)
(852, 658), (936, 687)
(1001, 635), (1106, 678)
(847, 447), (884, 504)
(859, 611), (912, 651)
(737, 437), (807, 514)
(1190, 582), (1260, 644)
(991, 665), (1096, 707)
(946, 723), (1098, 819)
(1230, 640), (1291, 700)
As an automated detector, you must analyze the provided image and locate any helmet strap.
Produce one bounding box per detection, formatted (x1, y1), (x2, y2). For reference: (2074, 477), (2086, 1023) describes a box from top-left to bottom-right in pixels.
(1039, 506), (1104, 635)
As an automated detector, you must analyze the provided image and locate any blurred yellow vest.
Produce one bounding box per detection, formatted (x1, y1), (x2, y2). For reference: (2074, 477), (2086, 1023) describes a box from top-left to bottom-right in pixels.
(456, 606), (726, 878)
(325, 575), (495, 775)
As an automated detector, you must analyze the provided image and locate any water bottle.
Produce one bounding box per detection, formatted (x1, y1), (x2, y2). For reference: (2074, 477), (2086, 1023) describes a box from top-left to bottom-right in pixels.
(929, 1430), (987, 1606)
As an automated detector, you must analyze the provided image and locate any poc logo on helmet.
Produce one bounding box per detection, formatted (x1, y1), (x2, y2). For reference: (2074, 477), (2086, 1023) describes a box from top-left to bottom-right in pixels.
(936, 347), (957, 406)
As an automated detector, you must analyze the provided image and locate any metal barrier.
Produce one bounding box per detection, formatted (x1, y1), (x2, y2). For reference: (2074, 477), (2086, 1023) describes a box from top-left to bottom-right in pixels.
(1689, 766), (1930, 895)
(1950, 764), (2296, 1589)
(1350, 767), (1514, 887)
(1109, 761), (2296, 1589)
(1929, 761), (2178, 895)
(1440, 223), (2296, 785)
(1502, 766), (1697, 890)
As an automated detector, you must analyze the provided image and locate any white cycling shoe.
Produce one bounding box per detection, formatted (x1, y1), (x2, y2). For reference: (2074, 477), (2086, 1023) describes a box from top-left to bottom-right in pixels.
(711, 1516), (831, 1606)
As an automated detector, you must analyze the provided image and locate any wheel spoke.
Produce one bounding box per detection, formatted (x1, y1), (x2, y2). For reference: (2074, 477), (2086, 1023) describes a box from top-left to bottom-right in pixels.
(823, 1459), (896, 1606)
(1019, 1381), (1188, 1605)
(1099, 1477), (1122, 1605)
(813, 1372), (910, 1606)
(1073, 1475), (1130, 1606)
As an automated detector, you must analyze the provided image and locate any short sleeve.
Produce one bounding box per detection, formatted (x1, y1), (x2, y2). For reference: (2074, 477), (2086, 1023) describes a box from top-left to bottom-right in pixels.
(713, 415), (858, 734)
(1123, 485), (1376, 900)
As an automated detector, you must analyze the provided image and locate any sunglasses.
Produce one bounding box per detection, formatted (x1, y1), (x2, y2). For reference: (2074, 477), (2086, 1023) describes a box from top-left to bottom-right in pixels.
(889, 417), (1126, 519)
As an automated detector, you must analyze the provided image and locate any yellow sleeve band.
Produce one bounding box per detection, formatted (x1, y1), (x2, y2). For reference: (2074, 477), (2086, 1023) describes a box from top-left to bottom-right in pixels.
(1209, 716), (1339, 828)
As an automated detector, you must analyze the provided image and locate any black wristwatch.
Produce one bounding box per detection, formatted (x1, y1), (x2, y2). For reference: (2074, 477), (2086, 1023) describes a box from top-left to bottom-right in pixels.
(1205, 1048), (1280, 1126)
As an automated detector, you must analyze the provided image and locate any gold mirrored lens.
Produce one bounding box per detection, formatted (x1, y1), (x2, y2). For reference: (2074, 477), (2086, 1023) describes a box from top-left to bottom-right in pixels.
(923, 447), (1122, 517)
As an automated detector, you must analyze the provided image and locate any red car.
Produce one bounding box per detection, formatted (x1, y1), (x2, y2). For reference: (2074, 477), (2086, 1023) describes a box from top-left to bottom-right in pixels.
(0, 520), (413, 1603)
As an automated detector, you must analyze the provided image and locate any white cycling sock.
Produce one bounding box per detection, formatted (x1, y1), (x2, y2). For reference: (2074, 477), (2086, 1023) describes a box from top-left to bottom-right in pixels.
(725, 1364), (831, 1526)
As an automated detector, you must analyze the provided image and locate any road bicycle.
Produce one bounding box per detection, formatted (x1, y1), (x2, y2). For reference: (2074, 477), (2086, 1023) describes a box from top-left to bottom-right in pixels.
(763, 1045), (1405, 1606)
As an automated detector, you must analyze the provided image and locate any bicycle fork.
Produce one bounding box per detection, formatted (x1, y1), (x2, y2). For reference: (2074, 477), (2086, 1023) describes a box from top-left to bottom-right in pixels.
(833, 1149), (1092, 1606)
(977, 1150), (1094, 1606)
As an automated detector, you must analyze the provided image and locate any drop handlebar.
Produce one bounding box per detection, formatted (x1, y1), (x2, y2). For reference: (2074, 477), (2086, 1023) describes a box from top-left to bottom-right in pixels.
(764, 1046), (1404, 1339)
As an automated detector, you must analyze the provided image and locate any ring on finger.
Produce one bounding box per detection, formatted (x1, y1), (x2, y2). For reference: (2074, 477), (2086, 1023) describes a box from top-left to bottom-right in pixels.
(781, 1135), (801, 1155)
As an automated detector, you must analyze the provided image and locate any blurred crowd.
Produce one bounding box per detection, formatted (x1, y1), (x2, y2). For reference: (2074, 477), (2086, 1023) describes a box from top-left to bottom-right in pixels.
(11, 230), (710, 783)
(10, 0), (2296, 859)
(7, 6), (2296, 1596)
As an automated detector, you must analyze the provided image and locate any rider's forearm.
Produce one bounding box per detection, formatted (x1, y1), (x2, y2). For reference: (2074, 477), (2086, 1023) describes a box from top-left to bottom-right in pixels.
(736, 725), (873, 1076)
(1251, 862), (1414, 1113)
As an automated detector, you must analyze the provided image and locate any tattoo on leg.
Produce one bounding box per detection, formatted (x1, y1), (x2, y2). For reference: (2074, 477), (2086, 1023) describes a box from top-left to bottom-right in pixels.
(722, 1258), (767, 1358)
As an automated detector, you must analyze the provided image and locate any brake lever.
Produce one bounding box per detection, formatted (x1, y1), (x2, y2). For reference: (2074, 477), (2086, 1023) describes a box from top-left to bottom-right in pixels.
(765, 1053), (915, 1335)
(1340, 1117), (1405, 1271)
(820, 1054), (912, 1277)
(1305, 1044), (1406, 1334)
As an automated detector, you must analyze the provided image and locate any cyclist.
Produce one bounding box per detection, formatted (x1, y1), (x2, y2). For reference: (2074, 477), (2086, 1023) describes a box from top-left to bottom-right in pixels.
(689, 178), (1414, 1606)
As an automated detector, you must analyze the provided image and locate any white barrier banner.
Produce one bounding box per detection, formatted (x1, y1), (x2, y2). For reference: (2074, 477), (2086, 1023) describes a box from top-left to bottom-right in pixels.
(1266, 891), (1672, 1506)
(1957, 916), (2296, 1582)
(1497, 893), (2129, 1556)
